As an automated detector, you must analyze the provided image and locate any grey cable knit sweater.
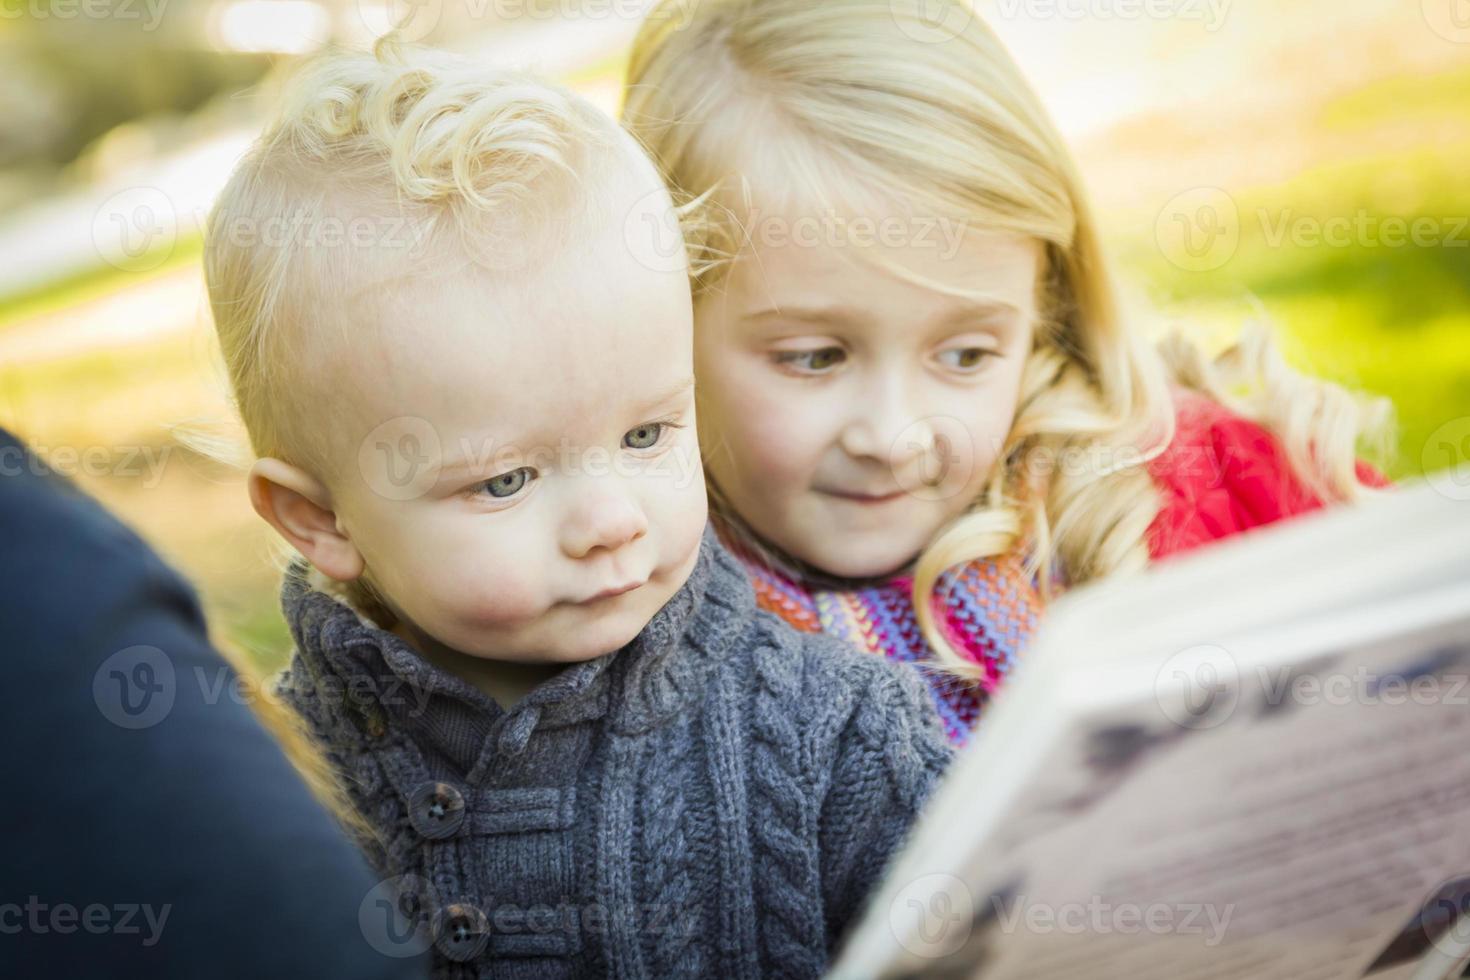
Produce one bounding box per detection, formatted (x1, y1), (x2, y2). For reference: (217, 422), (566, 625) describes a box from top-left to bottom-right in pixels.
(275, 526), (954, 979)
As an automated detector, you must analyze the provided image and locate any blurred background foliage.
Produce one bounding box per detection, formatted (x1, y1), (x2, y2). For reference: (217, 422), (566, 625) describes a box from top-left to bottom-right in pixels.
(1, 0), (1466, 670)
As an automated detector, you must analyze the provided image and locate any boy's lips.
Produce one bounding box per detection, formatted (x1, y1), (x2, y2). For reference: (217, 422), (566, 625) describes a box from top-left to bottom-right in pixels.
(578, 579), (646, 604)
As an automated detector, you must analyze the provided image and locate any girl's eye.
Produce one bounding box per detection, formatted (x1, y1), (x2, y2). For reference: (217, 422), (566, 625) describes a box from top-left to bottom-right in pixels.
(479, 467), (534, 499)
(774, 347), (846, 373)
(937, 347), (993, 371)
(623, 423), (664, 450)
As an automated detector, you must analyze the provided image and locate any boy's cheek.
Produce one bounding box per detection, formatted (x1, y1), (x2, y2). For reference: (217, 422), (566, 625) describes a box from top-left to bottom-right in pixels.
(432, 566), (552, 630)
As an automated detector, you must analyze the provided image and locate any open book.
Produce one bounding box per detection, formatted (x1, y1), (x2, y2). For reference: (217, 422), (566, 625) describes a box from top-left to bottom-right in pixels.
(830, 472), (1470, 980)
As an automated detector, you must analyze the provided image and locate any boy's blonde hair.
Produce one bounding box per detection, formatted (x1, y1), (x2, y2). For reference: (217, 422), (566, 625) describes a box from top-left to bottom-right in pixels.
(205, 35), (622, 478)
(622, 0), (1392, 680)
(202, 38), (633, 822)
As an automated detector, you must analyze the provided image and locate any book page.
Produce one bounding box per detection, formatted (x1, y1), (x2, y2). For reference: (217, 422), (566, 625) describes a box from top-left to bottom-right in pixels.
(852, 592), (1470, 980)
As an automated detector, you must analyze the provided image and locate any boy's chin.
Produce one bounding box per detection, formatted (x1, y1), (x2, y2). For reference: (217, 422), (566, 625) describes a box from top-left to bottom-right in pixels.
(551, 601), (663, 662)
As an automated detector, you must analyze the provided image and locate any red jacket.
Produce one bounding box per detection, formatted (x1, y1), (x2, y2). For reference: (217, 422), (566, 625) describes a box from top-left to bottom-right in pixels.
(1146, 389), (1389, 560)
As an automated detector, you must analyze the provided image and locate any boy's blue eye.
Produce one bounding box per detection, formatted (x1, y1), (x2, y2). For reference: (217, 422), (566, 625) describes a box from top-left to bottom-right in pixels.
(775, 348), (846, 372)
(624, 423), (664, 450)
(482, 467), (533, 498)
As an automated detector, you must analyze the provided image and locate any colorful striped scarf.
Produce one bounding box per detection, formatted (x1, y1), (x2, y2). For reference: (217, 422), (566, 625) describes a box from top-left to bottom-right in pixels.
(716, 523), (1043, 746)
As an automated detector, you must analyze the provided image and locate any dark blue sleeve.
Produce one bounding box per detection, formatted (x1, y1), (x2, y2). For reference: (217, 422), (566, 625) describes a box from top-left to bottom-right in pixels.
(0, 430), (428, 979)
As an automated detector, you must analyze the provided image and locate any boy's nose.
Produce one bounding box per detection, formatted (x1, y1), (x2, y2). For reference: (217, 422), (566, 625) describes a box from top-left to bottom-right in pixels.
(560, 488), (649, 559)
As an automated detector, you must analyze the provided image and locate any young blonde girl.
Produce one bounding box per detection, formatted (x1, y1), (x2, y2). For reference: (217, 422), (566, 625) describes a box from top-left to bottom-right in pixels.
(621, 0), (1392, 743)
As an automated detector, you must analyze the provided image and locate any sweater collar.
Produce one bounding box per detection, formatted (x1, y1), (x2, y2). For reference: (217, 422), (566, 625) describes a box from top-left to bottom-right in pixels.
(279, 525), (755, 767)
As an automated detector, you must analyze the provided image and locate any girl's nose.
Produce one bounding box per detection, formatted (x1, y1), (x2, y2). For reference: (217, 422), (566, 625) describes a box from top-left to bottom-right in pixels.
(837, 387), (934, 471)
(559, 484), (649, 559)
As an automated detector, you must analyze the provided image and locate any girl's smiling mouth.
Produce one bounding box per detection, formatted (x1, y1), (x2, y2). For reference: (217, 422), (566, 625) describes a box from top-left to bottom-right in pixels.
(815, 487), (909, 505)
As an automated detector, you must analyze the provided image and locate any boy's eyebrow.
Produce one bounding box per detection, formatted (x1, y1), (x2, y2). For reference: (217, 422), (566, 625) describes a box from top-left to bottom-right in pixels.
(633, 375), (697, 416)
(741, 299), (1022, 327)
(435, 376), (696, 481)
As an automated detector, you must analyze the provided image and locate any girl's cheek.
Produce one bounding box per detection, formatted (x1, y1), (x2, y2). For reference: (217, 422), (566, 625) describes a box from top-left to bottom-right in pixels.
(953, 397), (1017, 491)
(734, 406), (824, 484)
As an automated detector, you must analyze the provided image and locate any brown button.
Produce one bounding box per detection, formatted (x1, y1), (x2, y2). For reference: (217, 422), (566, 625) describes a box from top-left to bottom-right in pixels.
(407, 781), (465, 840)
(432, 903), (489, 962)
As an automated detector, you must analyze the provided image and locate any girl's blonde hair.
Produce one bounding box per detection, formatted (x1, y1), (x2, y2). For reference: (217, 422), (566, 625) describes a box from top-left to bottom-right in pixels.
(622, 0), (1392, 681)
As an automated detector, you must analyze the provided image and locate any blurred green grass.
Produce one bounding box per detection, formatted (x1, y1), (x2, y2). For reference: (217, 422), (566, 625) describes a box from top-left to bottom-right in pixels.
(1113, 68), (1470, 480)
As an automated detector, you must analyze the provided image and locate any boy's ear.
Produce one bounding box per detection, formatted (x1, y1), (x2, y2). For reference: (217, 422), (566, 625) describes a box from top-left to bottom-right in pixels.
(247, 458), (364, 583)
